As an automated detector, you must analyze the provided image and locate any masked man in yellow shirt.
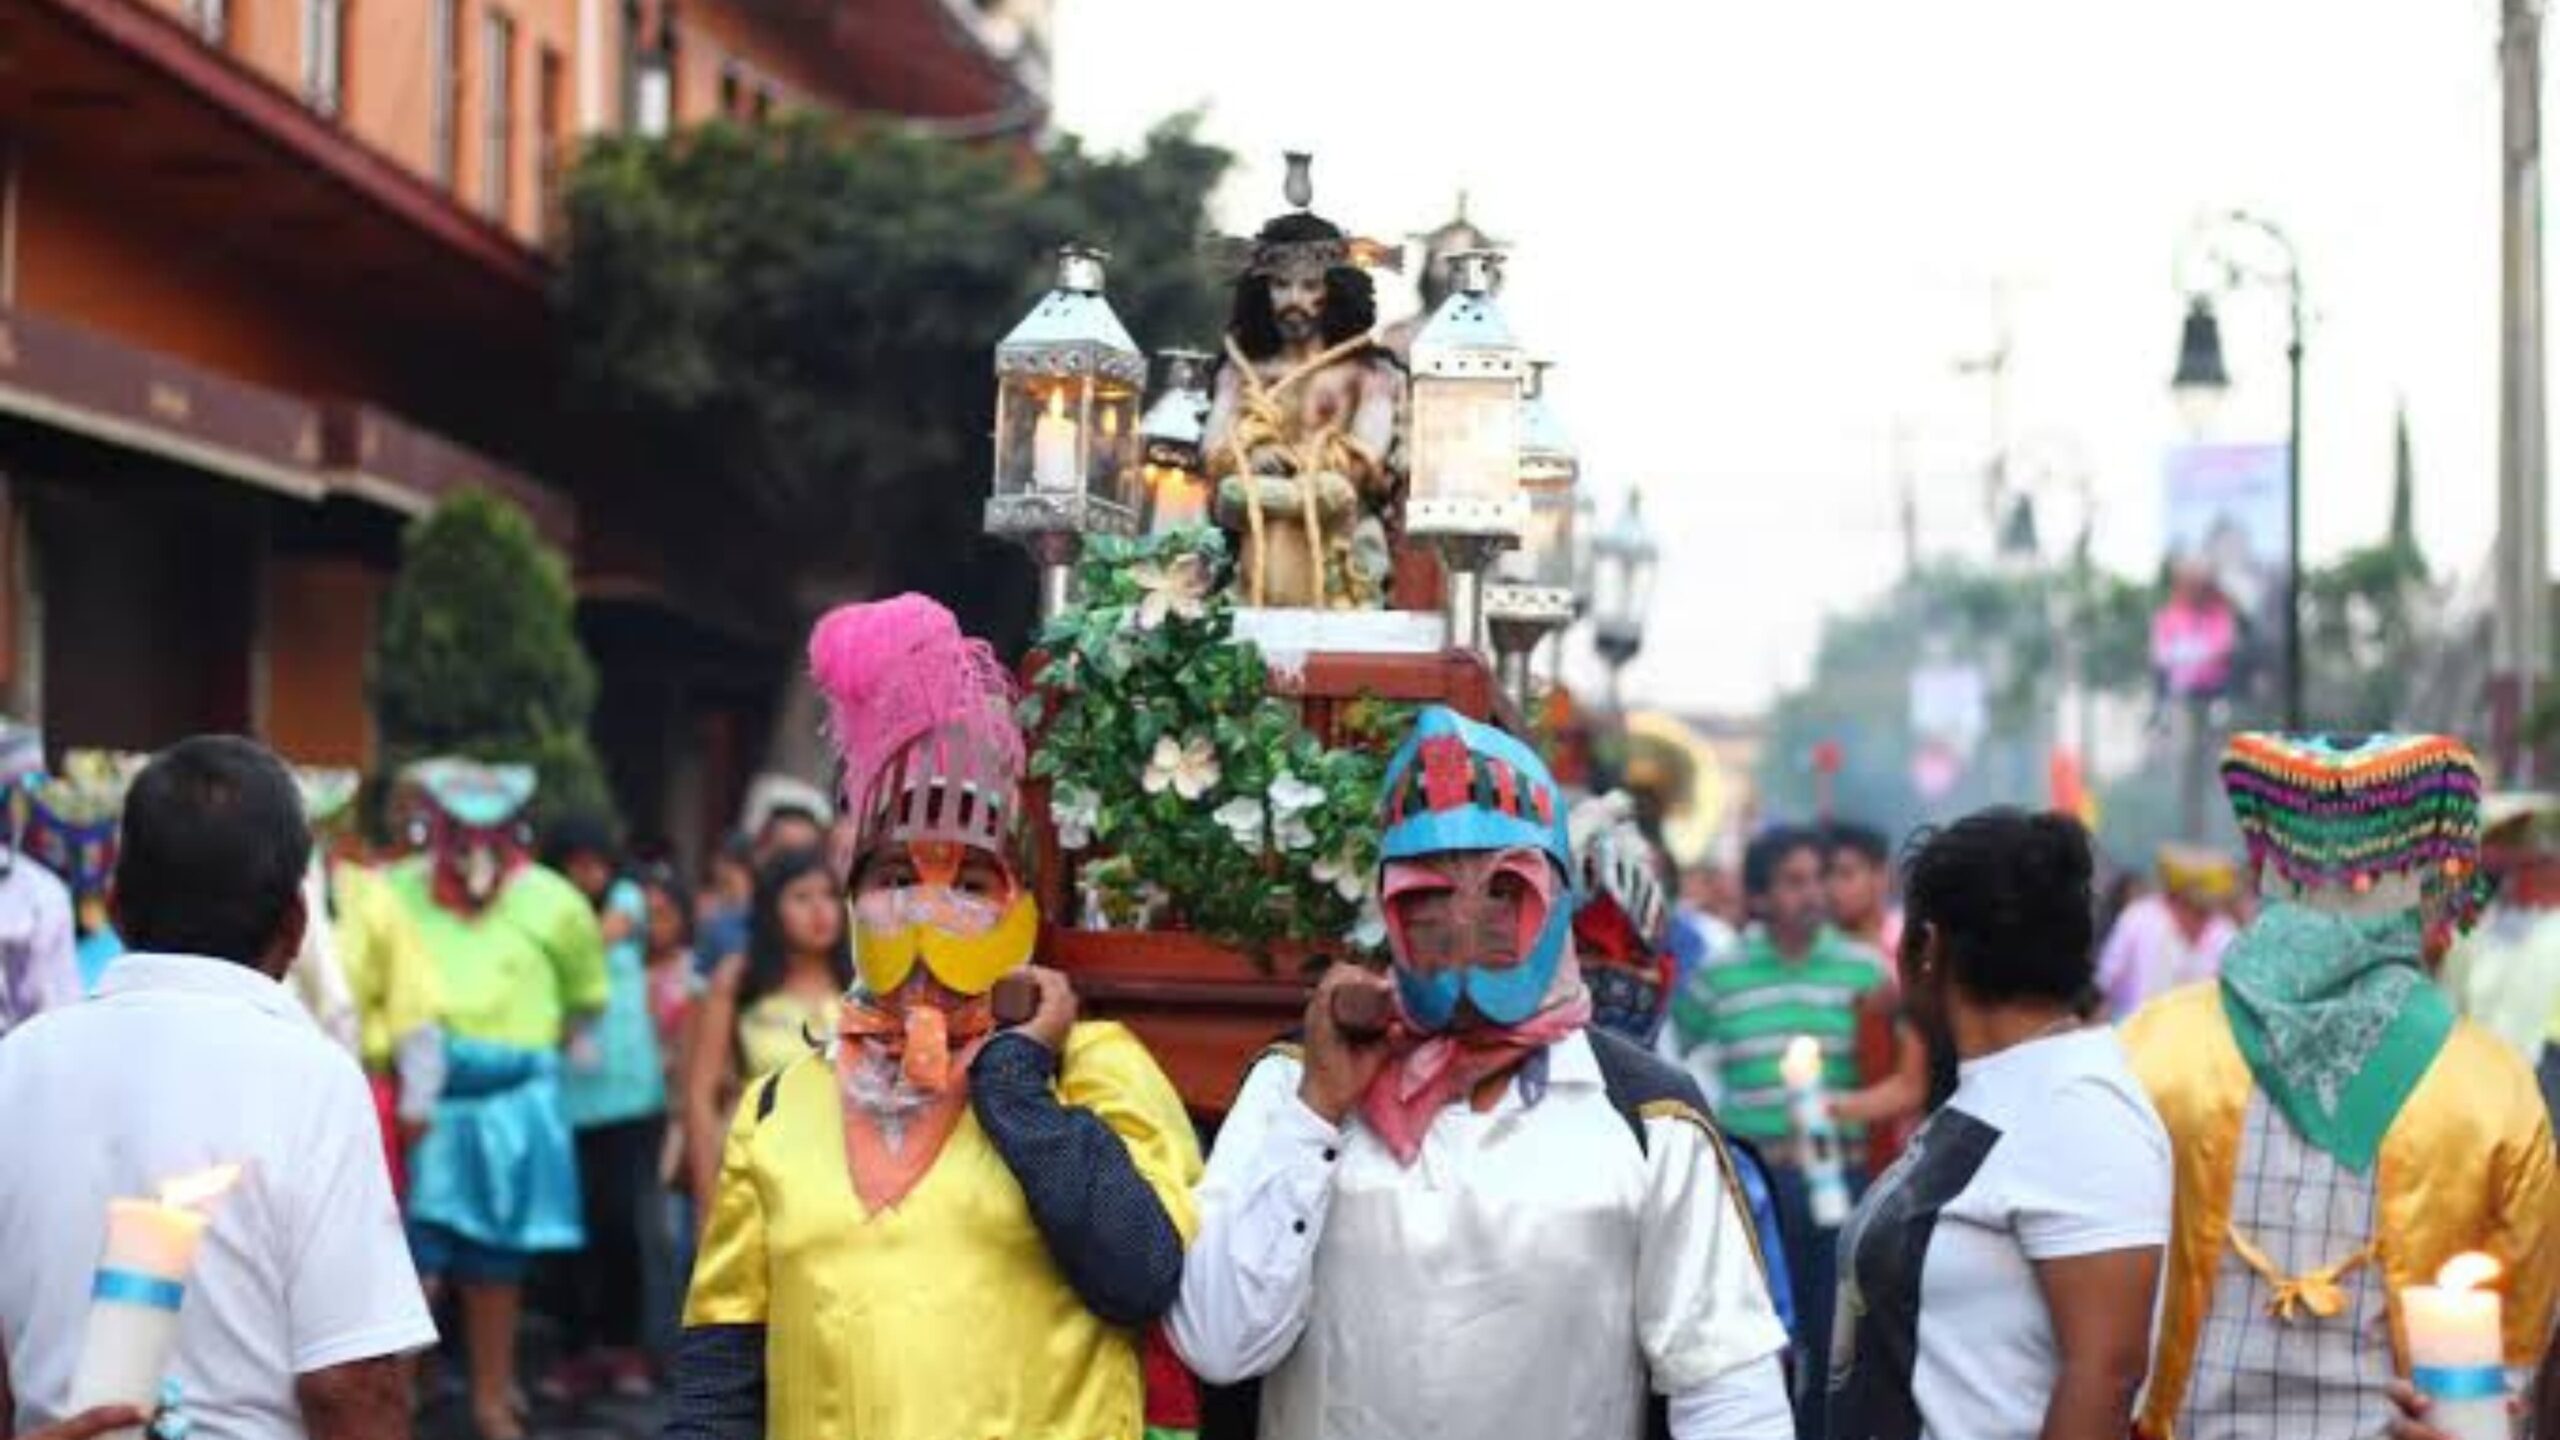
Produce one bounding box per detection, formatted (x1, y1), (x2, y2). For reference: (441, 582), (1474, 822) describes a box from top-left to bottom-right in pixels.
(668, 594), (1201, 1440)
(2124, 733), (2559, 1440)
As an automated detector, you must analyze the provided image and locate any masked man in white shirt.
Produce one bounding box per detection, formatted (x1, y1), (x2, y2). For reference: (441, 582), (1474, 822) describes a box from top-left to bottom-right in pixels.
(1170, 707), (1793, 1440)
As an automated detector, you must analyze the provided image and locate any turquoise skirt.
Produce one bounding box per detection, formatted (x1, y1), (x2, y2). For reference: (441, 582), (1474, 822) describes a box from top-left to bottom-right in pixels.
(405, 1036), (584, 1254)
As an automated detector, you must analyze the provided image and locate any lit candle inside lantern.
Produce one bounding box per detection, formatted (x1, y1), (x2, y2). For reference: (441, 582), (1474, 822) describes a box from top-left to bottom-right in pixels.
(67, 1163), (243, 1438)
(2404, 1252), (2508, 1440)
(1032, 389), (1079, 493)
(1781, 1035), (1853, 1228)
(1148, 464), (1207, 534)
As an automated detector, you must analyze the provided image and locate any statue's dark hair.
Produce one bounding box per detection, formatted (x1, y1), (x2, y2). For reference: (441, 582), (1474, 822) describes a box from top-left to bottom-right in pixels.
(1227, 212), (1379, 361)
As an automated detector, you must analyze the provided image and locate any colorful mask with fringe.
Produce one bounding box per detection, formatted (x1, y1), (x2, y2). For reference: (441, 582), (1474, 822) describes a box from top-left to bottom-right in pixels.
(1569, 792), (1674, 1045)
(408, 758), (535, 913)
(2220, 732), (2486, 948)
(20, 751), (141, 934)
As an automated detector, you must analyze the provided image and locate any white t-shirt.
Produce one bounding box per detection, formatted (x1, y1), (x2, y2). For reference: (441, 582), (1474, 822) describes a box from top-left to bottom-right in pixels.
(1825, 1026), (2171, 1440)
(0, 954), (436, 1440)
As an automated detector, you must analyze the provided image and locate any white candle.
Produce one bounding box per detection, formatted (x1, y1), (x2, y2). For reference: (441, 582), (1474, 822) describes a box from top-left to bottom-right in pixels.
(67, 1165), (241, 1438)
(2404, 1253), (2508, 1440)
(1781, 1035), (1853, 1228)
(1032, 390), (1079, 493)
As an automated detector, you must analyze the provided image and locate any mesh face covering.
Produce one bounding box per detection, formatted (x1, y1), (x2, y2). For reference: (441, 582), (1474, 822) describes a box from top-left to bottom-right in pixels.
(1376, 707), (1578, 1029)
(409, 758), (535, 909)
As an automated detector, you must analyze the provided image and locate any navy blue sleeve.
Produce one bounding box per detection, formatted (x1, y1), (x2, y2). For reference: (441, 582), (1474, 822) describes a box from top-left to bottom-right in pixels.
(663, 1323), (766, 1440)
(969, 1030), (1186, 1327)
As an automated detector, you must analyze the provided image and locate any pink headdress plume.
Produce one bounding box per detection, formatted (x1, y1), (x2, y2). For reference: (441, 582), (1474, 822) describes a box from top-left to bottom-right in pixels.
(807, 595), (1024, 858)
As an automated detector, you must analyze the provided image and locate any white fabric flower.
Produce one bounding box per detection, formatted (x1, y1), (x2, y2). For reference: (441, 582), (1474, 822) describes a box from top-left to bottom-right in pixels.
(1142, 735), (1220, 801)
(1349, 896), (1388, 950)
(1267, 771), (1326, 819)
(1212, 796), (1267, 851)
(1275, 813), (1317, 853)
(1053, 783), (1101, 852)
(1132, 553), (1211, 631)
(1311, 847), (1369, 902)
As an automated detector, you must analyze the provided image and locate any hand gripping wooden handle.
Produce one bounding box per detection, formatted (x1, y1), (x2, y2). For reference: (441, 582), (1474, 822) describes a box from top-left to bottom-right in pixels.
(990, 973), (1041, 1028)
(1329, 983), (1393, 1042)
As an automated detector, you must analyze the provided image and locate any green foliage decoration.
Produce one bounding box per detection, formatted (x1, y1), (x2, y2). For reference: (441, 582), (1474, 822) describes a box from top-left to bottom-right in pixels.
(1024, 528), (1404, 965)
(371, 490), (617, 830)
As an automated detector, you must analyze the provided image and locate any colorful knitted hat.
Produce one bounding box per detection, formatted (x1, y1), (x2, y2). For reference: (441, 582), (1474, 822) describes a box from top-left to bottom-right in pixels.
(2219, 732), (2484, 925)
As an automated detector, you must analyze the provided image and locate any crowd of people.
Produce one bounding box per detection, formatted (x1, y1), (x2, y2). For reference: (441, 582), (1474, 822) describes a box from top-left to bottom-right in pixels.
(4, 598), (2560, 1440)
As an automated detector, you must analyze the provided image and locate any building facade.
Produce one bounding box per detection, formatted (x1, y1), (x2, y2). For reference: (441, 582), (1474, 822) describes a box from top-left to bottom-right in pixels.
(0, 0), (1042, 845)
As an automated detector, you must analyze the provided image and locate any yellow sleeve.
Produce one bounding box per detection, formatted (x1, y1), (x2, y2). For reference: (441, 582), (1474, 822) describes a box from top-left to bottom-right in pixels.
(348, 866), (441, 1051)
(2491, 1080), (2560, 1365)
(683, 1083), (772, 1326)
(1059, 1021), (1204, 1244)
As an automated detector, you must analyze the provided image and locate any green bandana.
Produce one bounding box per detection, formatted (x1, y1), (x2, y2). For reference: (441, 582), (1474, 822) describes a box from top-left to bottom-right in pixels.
(2218, 900), (2452, 1173)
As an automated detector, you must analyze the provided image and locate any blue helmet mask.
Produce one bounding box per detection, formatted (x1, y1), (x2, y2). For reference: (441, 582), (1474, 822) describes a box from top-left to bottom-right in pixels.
(1376, 708), (1577, 1030)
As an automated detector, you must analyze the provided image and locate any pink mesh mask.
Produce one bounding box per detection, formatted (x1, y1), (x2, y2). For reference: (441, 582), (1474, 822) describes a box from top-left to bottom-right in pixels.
(808, 595), (1026, 859)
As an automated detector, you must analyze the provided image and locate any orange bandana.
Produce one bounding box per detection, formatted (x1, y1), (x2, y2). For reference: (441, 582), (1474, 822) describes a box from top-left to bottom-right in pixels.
(832, 993), (993, 1213)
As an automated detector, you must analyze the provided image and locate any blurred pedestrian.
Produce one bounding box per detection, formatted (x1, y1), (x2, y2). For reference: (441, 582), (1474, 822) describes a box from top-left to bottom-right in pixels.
(1827, 808), (2168, 1440)
(633, 862), (698, 1355)
(2091, 844), (2238, 1020)
(1669, 825), (1891, 1430)
(0, 736), (435, 1440)
(387, 762), (605, 1440)
(2441, 793), (2560, 1125)
(0, 830), (80, 1041)
(1821, 821), (1901, 960)
(680, 847), (850, 1226)
(541, 815), (665, 1403)
(691, 834), (755, 977)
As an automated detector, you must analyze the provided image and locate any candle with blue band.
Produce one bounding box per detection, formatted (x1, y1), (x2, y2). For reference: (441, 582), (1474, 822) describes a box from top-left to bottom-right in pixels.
(67, 1166), (241, 1440)
(2404, 1253), (2509, 1440)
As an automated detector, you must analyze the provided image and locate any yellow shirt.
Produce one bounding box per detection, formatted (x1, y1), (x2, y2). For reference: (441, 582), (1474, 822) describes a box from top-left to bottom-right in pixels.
(2123, 983), (2560, 1439)
(332, 861), (440, 1069)
(684, 1021), (1202, 1440)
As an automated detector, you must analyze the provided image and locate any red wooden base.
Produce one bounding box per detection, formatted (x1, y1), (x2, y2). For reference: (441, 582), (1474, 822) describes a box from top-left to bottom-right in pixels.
(1027, 645), (1507, 1117)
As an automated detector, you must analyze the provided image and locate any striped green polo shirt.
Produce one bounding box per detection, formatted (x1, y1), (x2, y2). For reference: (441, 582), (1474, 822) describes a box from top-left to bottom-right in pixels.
(1669, 926), (1886, 1145)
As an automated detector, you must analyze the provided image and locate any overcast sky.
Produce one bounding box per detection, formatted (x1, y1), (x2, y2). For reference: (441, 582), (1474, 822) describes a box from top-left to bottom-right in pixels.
(1052, 0), (2528, 714)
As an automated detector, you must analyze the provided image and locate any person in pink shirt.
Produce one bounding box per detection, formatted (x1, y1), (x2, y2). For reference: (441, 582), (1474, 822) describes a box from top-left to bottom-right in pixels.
(2152, 561), (2239, 700)
(2094, 844), (2239, 1019)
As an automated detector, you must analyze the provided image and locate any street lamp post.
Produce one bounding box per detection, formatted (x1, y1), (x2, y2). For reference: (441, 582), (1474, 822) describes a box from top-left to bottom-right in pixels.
(2171, 211), (2306, 730)
(1590, 489), (1658, 718)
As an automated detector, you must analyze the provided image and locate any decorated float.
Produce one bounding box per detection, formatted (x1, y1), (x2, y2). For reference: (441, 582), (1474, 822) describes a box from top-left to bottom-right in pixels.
(983, 157), (1657, 1113)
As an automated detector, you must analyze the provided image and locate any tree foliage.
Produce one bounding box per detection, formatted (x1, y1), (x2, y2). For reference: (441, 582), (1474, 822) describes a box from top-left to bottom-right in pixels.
(557, 114), (1232, 651)
(371, 490), (615, 827)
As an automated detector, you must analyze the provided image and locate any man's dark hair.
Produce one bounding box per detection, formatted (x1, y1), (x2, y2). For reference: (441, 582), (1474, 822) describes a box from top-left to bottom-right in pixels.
(1742, 825), (1824, 899)
(1823, 820), (1892, 867)
(541, 811), (619, 873)
(1899, 807), (2096, 1004)
(115, 736), (312, 965)
(1226, 212), (1382, 361)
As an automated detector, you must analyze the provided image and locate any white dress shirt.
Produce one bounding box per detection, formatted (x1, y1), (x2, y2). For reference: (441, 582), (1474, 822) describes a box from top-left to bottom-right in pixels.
(1170, 1029), (1793, 1440)
(0, 954), (436, 1440)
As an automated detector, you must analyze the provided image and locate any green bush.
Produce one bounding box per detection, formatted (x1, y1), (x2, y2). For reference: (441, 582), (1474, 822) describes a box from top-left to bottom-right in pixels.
(371, 489), (616, 830)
